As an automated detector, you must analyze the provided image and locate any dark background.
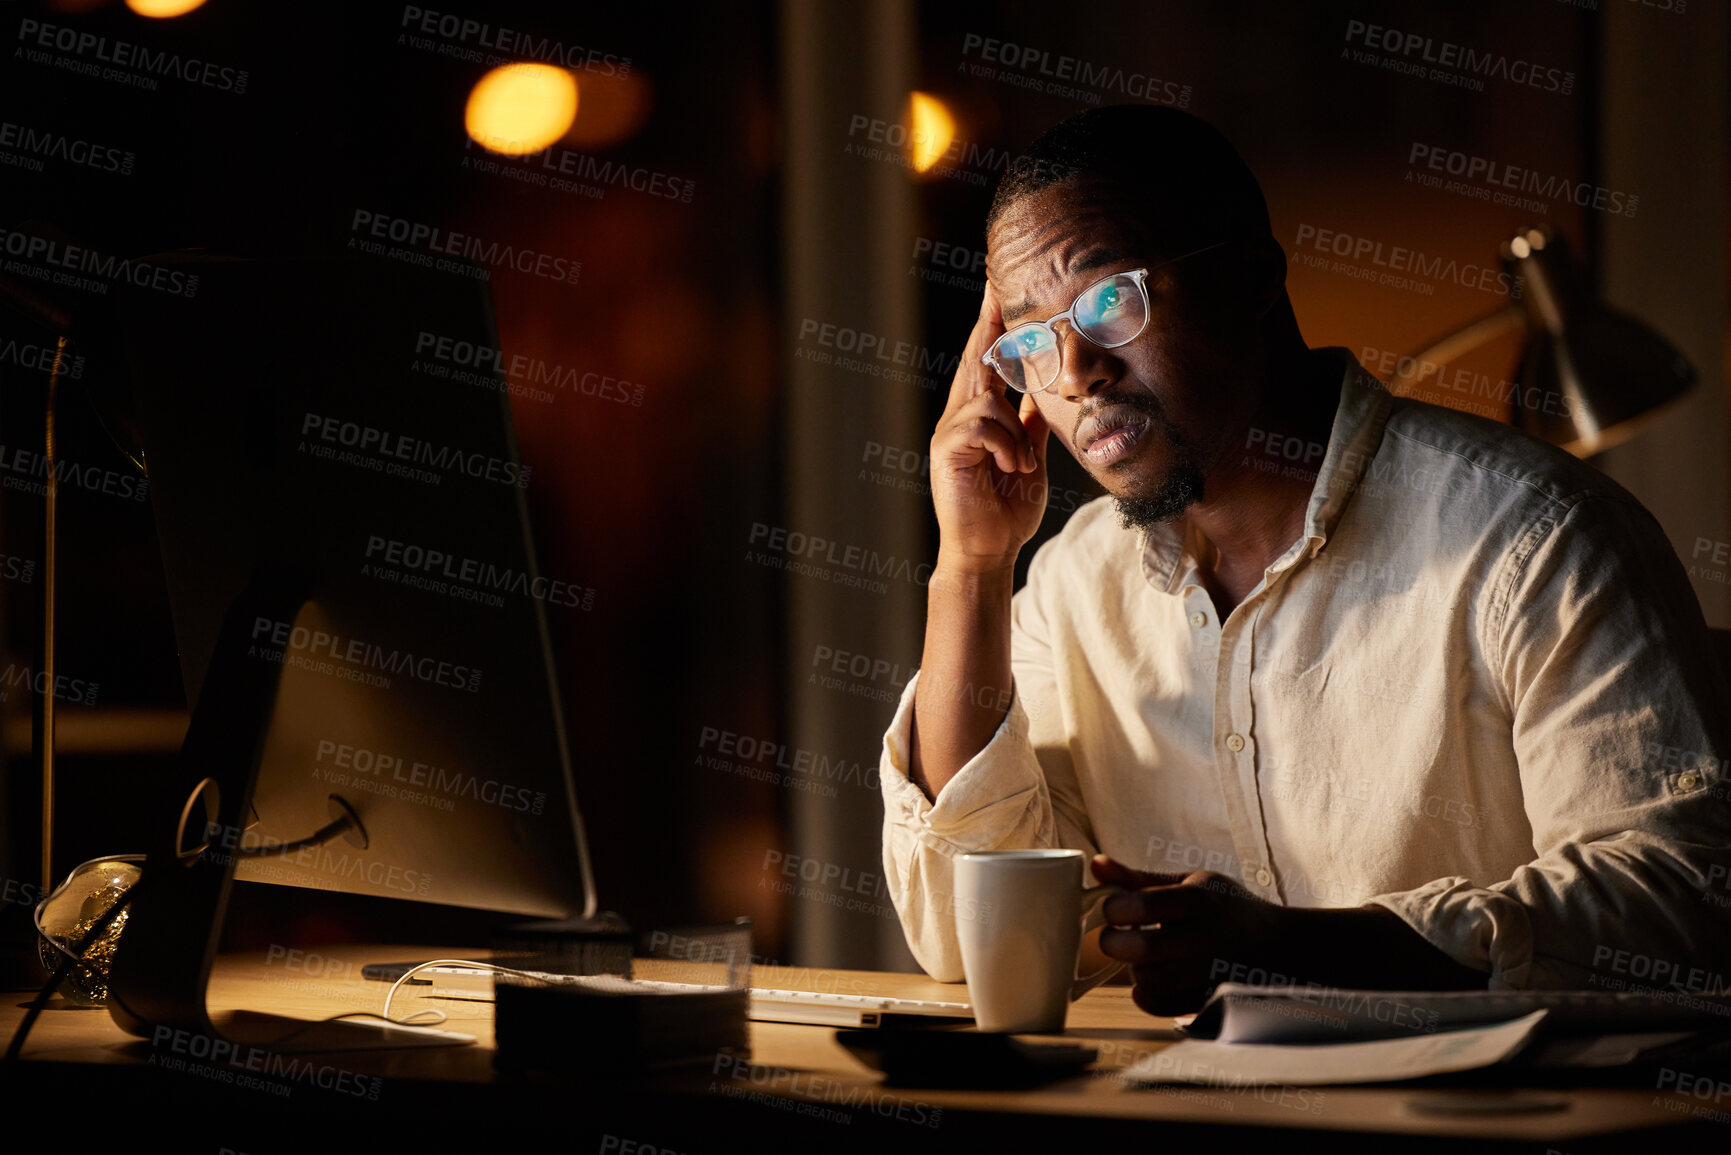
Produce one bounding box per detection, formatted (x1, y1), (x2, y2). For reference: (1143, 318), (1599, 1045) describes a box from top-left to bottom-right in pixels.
(0, 0), (1722, 973)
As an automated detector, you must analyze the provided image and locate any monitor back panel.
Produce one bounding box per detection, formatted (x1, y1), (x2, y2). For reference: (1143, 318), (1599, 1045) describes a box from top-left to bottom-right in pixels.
(121, 256), (593, 920)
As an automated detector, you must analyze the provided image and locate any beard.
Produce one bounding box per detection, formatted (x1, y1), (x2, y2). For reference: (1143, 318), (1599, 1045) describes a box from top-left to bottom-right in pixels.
(1113, 462), (1205, 531)
(1078, 390), (1206, 531)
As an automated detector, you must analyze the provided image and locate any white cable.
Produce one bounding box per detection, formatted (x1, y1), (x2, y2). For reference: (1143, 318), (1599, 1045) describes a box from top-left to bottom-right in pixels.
(380, 957), (552, 1023)
(254, 1007), (452, 1050)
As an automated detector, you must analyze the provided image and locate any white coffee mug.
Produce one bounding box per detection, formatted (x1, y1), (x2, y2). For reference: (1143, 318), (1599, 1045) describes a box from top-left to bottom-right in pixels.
(953, 848), (1123, 1033)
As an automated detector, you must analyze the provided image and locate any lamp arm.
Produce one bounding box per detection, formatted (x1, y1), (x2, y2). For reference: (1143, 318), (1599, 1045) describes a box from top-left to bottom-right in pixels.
(1387, 305), (1528, 396)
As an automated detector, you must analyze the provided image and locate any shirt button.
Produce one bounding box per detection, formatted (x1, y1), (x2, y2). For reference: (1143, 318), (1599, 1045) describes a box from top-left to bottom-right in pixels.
(1225, 733), (1246, 752)
(1677, 771), (1702, 792)
(1190, 611), (1208, 629)
(1255, 867), (1273, 887)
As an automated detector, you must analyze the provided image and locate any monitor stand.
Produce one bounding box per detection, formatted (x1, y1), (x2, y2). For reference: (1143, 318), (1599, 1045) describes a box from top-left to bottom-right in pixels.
(105, 568), (471, 1053)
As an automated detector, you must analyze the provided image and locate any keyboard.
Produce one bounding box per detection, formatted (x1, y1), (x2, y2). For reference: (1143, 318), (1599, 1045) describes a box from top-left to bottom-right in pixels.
(745, 987), (974, 1028)
(368, 963), (974, 1028)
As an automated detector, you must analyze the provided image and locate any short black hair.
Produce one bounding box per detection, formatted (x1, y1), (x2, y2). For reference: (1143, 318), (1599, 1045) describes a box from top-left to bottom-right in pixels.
(986, 105), (1272, 250)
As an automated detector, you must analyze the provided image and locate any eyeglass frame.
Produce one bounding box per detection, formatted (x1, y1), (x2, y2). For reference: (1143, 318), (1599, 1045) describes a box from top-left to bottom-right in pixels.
(980, 239), (1232, 393)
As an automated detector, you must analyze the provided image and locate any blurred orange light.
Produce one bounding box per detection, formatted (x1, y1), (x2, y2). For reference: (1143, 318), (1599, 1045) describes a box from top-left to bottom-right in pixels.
(126, 0), (207, 15)
(907, 92), (955, 174)
(465, 63), (578, 156)
(562, 69), (654, 150)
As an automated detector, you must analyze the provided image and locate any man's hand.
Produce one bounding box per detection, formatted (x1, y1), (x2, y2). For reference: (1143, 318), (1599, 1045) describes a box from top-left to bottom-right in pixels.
(930, 282), (1051, 573)
(1092, 856), (1295, 1016)
(908, 283), (1052, 798)
(1092, 854), (1489, 1016)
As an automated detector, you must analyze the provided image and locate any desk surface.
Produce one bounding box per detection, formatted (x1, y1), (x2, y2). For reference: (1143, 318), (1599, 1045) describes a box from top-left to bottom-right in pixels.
(2, 944), (1712, 1152)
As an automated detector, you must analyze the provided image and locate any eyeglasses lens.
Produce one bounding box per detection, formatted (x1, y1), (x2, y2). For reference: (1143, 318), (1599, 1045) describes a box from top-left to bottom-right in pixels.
(990, 326), (1060, 392)
(1075, 275), (1146, 346)
(990, 273), (1146, 391)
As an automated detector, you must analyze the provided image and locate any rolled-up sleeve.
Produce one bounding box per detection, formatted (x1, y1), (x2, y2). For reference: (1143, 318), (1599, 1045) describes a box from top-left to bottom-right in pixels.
(1370, 494), (1731, 990)
(879, 673), (1053, 980)
(880, 541), (1106, 981)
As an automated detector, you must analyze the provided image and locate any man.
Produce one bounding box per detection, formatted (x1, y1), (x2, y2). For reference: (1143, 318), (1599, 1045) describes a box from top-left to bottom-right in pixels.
(878, 104), (1731, 1015)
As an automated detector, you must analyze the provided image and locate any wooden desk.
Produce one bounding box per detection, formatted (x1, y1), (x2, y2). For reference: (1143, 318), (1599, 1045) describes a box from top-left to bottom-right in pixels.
(1, 944), (1714, 1153)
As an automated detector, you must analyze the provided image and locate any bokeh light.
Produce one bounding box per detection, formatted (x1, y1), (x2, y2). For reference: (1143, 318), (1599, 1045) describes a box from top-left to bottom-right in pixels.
(126, 0), (207, 15)
(564, 69), (655, 150)
(907, 91), (955, 174)
(465, 63), (579, 156)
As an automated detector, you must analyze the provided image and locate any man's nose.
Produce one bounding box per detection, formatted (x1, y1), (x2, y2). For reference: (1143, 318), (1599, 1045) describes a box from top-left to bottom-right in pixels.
(1052, 321), (1118, 403)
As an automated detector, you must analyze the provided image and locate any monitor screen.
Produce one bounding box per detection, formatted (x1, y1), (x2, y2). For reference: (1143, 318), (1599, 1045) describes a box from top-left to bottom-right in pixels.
(119, 255), (595, 921)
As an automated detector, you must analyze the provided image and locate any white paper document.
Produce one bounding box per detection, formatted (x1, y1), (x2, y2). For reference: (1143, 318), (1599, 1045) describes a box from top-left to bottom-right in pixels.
(1121, 1010), (1549, 1087)
(1187, 983), (1731, 1044)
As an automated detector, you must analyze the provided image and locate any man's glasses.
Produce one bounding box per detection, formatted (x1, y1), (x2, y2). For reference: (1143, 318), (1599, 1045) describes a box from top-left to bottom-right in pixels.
(981, 241), (1230, 393)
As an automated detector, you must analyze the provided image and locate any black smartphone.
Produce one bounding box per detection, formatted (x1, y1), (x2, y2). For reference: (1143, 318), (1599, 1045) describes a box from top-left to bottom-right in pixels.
(836, 1028), (1097, 1088)
(360, 959), (439, 984)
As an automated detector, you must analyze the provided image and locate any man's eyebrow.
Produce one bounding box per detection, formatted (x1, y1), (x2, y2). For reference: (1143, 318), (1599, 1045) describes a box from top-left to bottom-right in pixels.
(1000, 246), (1134, 326)
(1071, 246), (1134, 276)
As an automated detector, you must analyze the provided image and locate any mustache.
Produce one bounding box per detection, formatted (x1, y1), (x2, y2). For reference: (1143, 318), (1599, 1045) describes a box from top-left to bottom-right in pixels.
(1073, 391), (1186, 449)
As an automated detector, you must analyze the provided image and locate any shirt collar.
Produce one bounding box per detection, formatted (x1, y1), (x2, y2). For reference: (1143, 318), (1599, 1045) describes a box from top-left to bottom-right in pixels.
(1137, 348), (1393, 595)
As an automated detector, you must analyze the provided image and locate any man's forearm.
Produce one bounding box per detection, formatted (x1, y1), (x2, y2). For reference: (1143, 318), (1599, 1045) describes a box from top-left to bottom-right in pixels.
(1280, 904), (1488, 991)
(908, 559), (1017, 800)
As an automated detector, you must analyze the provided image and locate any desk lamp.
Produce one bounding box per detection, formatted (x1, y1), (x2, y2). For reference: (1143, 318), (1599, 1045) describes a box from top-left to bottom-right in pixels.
(0, 272), (74, 990)
(1386, 225), (1696, 456)
(0, 251), (362, 1004)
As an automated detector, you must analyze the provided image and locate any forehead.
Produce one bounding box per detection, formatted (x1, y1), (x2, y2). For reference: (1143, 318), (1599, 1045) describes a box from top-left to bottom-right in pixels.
(987, 181), (1155, 322)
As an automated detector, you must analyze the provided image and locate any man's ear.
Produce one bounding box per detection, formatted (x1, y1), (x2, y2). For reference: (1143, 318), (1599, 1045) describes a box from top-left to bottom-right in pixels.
(1194, 237), (1287, 331)
(1240, 236), (1288, 321)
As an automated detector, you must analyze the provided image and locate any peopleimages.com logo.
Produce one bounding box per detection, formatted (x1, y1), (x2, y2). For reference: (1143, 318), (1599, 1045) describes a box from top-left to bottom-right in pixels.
(249, 616), (483, 694)
(363, 534), (594, 611)
(313, 738), (546, 816)
(16, 18), (249, 94)
(957, 33), (1193, 108)
(0, 119), (135, 177)
(299, 412), (531, 489)
(1406, 142), (1636, 218)
(413, 332), (644, 407)
(0, 662), (98, 707)
(1291, 223), (1520, 299)
(397, 6), (631, 76)
(349, 210), (581, 285)
(0, 227), (196, 298)
(845, 113), (1077, 190)
(460, 138), (695, 204)
(1342, 18), (1574, 96)
(0, 442), (148, 502)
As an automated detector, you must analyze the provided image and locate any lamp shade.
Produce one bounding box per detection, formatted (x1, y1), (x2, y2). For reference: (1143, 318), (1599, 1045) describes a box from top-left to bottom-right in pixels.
(1503, 226), (1696, 457)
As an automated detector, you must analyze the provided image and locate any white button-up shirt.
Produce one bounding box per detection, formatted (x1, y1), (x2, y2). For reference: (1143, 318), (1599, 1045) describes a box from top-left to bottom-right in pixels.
(880, 349), (1731, 990)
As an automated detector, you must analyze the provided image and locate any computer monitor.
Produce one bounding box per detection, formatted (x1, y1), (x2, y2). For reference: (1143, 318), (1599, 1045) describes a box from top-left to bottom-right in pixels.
(102, 255), (595, 1041)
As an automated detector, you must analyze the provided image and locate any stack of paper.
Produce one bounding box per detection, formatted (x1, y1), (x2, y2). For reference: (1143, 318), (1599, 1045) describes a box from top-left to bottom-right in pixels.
(1186, 984), (1731, 1045)
(1122, 1011), (1548, 1087)
(1121, 984), (1731, 1088)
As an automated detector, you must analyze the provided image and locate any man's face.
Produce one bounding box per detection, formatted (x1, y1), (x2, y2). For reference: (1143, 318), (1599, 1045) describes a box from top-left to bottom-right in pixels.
(986, 179), (1264, 526)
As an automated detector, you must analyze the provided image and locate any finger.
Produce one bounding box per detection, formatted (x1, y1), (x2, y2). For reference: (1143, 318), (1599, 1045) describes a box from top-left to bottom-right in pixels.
(1091, 855), (1188, 891)
(1018, 391), (1049, 475)
(1129, 970), (1216, 1018)
(1103, 884), (1209, 928)
(941, 391), (1033, 475)
(1098, 923), (1212, 967)
(955, 387), (1029, 434)
(942, 411), (1030, 477)
(948, 281), (1008, 409)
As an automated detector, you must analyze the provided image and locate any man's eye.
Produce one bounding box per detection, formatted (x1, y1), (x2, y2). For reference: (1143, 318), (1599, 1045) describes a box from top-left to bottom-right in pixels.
(1101, 287), (1120, 308)
(1017, 331), (1041, 351)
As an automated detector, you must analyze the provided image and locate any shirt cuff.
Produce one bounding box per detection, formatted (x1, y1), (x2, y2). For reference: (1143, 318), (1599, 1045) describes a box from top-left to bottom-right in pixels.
(1366, 877), (1531, 990)
(880, 669), (1045, 845)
